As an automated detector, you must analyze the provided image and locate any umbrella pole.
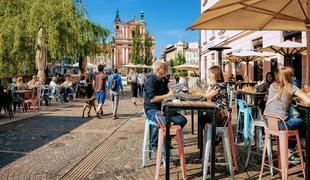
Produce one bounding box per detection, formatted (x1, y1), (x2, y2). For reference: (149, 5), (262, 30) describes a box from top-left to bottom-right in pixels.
(306, 26), (310, 88)
(246, 62), (249, 81)
(306, 0), (310, 88)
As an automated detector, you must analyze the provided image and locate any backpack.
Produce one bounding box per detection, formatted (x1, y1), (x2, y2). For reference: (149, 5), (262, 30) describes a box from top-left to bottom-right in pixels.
(110, 76), (118, 91)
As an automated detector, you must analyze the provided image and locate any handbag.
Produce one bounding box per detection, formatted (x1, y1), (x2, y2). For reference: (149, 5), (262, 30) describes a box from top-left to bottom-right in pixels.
(216, 108), (228, 127)
(288, 104), (300, 118)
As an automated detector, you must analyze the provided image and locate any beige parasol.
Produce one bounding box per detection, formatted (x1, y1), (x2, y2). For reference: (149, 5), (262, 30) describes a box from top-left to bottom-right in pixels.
(174, 64), (200, 71)
(259, 40), (307, 66)
(228, 50), (273, 80)
(188, 0), (310, 86)
(36, 28), (47, 82)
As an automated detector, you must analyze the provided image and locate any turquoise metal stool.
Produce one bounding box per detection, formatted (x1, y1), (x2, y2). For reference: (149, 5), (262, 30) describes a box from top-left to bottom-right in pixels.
(141, 110), (158, 168)
(141, 110), (184, 168)
(235, 99), (253, 145)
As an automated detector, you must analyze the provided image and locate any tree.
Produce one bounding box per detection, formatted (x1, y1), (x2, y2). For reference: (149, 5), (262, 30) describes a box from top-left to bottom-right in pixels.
(143, 33), (153, 65)
(170, 53), (188, 77)
(131, 25), (142, 65)
(0, 0), (109, 78)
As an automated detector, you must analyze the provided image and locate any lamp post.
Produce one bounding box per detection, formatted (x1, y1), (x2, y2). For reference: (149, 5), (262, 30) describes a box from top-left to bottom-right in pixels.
(111, 35), (116, 69)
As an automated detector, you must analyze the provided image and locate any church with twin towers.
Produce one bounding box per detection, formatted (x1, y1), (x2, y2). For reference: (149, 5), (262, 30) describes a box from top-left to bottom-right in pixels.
(113, 9), (155, 68)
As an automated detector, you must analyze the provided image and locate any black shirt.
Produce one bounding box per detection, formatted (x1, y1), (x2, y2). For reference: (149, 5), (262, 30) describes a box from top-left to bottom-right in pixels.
(144, 74), (169, 112)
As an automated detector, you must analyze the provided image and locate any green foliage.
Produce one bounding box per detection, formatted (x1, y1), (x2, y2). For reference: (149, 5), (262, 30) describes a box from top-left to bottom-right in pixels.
(131, 25), (154, 66)
(0, 0), (109, 78)
(132, 25), (142, 65)
(143, 32), (153, 65)
(170, 53), (187, 77)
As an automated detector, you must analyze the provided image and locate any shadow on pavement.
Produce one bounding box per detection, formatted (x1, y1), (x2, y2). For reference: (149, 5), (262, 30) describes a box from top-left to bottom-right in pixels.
(0, 115), (90, 167)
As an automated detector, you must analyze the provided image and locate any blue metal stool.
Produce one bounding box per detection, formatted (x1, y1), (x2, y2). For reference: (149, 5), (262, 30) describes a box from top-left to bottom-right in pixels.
(141, 110), (158, 168)
(235, 99), (253, 144)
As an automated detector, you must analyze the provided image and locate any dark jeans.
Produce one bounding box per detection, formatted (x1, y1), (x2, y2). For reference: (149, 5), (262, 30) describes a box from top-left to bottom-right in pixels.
(60, 87), (73, 101)
(146, 109), (187, 148)
(138, 84), (144, 98)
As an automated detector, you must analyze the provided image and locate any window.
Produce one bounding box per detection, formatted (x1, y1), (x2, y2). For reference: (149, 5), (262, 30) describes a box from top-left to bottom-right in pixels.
(211, 53), (215, 60)
(116, 25), (119, 30)
(252, 37), (263, 50)
(131, 31), (135, 37)
(283, 31), (302, 42)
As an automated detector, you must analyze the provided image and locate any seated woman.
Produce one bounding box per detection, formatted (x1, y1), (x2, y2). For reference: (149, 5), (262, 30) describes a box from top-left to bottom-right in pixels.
(16, 77), (28, 90)
(27, 75), (41, 89)
(264, 67), (310, 162)
(256, 72), (275, 112)
(203, 66), (231, 126)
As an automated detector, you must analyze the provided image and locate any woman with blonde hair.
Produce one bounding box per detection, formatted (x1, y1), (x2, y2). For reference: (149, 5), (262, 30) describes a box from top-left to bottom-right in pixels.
(16, 77), (27, 90)
(264, 66), (310, 162)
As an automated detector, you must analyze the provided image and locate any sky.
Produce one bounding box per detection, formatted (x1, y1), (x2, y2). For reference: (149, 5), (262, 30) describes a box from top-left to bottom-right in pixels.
(82, 0), (200, 58)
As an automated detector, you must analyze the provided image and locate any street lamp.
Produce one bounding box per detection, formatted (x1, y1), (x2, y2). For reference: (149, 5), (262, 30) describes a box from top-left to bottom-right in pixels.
(111, 35), (116, 69)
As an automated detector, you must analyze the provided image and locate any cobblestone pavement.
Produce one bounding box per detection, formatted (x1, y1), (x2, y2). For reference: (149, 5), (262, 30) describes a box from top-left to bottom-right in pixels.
(0, 87), (306, 180)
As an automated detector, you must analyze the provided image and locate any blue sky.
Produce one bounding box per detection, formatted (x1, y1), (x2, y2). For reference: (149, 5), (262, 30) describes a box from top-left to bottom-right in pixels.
(82, 0), (200, 58)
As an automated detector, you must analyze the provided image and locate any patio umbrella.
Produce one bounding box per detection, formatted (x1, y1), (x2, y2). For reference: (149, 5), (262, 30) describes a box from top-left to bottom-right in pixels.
(259, 40), (306, 66)
(136, 64), (153, 69)
(224, 55), (243, 78)
(174, 64), (200, 71)
(73, 62), (97, 69)
(230, 50), (273, 81)
(187, 0), (310, 86)
(36, 28), (48, 82)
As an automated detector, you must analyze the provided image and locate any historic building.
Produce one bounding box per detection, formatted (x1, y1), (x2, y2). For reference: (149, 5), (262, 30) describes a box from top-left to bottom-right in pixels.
(113, 9), (155, 68)
(160, 40), (199, 65)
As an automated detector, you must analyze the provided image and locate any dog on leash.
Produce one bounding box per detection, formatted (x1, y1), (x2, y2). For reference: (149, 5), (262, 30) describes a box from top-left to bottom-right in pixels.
(82, 96), (97, 118)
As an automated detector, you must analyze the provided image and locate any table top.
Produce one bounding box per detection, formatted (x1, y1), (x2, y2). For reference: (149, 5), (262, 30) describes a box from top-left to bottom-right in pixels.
(164, 101), (216, 108)
(236, 90), (266, 96)
(235, 81), (257, 85)
(13, 89), (33, 93)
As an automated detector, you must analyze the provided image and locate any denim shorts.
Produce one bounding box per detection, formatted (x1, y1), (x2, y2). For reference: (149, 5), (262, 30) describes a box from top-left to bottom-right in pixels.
(96, 91), (106, 104)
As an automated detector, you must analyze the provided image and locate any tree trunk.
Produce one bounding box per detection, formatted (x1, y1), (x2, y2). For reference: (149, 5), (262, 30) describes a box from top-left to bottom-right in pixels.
(79, 56), (87, 78)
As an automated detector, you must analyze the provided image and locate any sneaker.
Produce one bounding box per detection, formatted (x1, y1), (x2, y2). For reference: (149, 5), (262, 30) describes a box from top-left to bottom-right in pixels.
(151, 144), (157, 152)
(100, 110), (103, 115)
(113, 116), (118, 119)
(288, 152), (301, 164)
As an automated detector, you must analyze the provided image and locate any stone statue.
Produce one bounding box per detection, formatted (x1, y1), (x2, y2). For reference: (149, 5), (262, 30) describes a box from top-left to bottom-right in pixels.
(35, 27), (47, 82)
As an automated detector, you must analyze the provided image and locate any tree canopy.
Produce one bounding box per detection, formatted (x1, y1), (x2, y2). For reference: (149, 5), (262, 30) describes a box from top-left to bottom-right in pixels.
(170, 53), (188, 77)
(0, 0), (109, 78)
(131, 24), (153, 66)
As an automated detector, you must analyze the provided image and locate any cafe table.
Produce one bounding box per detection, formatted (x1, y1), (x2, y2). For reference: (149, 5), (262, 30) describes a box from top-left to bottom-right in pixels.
(296, 101), (310, 178)
(163, 101), (217, 180)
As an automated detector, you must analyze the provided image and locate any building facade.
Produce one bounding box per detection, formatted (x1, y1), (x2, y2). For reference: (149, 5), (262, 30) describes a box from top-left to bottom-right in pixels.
(113, 9), (154, 68)
(161, 40), (199, 65)
(200, 0), (307, 85)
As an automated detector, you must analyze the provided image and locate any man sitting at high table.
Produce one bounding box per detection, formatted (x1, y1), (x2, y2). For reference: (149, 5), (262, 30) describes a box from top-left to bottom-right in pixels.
(144, 60), (187, 151)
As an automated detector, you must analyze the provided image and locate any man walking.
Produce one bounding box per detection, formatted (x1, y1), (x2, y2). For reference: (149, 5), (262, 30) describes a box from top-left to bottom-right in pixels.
(93, 64), (107, 116)
(107, 68), (123, 119)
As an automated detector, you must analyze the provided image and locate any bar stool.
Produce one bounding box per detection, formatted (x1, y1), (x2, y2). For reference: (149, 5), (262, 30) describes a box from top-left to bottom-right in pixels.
(259, 115), (305, 180)
(235, 99), (255, 144)
(154, 113), (187, 180)
(203, 113), (238, 180)
(141, 110), (158, 168)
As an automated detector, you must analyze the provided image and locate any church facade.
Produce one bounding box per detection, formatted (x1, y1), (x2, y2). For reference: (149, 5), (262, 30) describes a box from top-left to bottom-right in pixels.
(113, 9), (154, 68)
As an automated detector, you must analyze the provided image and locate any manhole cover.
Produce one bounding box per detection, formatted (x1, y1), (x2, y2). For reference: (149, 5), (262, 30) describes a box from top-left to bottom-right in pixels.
(48, 142), (65, 148)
